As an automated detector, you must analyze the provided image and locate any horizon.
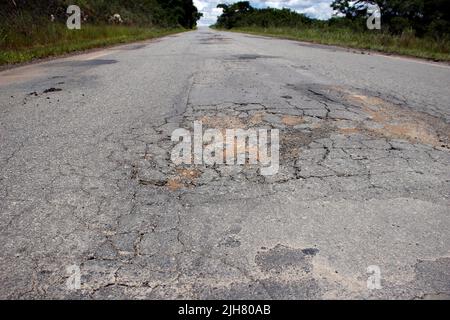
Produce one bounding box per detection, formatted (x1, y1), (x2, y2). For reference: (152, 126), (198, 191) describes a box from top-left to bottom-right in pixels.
(194, 0), (335, 26)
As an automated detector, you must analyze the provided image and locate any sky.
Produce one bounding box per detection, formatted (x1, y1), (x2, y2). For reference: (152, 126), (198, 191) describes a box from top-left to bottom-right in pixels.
(194, 0), (335, 26)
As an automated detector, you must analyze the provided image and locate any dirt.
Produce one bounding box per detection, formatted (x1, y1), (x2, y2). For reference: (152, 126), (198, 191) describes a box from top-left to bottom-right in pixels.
(248, 112), (265, 126)
(282, 115), (305, 126)
(291, 83), (450, 149)
(345, 92), (450, 148)
(281, 125), (332, 160)
(339, 127), (362, 135)
(201, 115), (245, 129)
(176, 168), (201, 180)
(166, 178), (186, 191)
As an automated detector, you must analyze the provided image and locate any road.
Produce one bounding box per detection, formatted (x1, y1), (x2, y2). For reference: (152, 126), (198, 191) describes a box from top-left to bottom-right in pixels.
(1, 28), (449, 299)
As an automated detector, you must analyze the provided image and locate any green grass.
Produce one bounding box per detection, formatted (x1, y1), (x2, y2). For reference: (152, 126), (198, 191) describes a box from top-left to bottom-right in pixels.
(0, 24), (186, 66)
(224, 26), (450, 62)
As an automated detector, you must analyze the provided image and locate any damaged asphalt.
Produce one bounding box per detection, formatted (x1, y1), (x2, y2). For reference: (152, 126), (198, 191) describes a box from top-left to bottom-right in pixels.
(0, 28), (449, 299)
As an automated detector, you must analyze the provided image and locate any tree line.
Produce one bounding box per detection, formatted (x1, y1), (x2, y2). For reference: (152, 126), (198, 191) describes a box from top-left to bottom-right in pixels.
(1, 0), (202, 29)
(214, 1), (450, 38)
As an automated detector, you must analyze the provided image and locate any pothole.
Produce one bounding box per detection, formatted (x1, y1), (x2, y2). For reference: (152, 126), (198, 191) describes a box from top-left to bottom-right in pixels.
(346, 93), (450, 148)
(227, 54), (277, 61)
(288, 83), (450, 149)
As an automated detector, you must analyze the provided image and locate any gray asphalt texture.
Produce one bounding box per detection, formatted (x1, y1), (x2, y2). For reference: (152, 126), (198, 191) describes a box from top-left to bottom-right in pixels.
(1, 28), (449, 299)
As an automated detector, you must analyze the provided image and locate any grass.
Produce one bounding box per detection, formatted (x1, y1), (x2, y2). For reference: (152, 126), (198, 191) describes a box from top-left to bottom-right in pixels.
(224, 26), (450, 62)
(0, 24), (186, 66)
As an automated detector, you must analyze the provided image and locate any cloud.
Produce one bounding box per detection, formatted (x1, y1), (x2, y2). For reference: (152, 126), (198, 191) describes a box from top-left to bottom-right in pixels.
(194, 0), (335, 26)
(194, 0), (223, 26)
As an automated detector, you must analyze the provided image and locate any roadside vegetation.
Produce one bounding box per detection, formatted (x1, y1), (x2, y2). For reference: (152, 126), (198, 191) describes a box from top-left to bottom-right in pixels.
(0, 0), (202, 65)
(213, 1), (450, 62)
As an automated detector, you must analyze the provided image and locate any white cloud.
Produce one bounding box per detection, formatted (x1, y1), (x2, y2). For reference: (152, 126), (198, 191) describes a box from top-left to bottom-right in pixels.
(194, 0), (335, 26)
(194, 0), (223, 26)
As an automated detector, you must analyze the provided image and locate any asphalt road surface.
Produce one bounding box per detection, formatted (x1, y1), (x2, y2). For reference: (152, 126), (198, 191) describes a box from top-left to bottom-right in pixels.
(1, 28), (449, 299)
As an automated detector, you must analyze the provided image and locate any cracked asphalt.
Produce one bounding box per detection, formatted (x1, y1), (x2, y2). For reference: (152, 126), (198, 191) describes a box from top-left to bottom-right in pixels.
(1, 28), (450, 300)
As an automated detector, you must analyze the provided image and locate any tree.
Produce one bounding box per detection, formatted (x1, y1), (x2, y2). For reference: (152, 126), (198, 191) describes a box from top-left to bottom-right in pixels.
(330, 0), (450, 36)
(216, 1), (253, 29)
(1, 0), (202, 28)
(215, 2), (311, 29)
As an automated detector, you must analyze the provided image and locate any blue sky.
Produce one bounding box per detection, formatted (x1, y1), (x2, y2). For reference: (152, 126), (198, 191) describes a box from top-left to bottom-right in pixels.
(194, 0), (335, 26)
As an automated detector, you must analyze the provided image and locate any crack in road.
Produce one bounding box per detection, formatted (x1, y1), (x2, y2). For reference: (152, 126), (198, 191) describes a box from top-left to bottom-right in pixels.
(1, 28), (449, 300)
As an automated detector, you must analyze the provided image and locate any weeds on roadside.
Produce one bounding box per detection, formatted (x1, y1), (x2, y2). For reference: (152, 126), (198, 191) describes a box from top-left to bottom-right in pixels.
(228, 26), (450, 61)
(0, 22), (184, 65)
